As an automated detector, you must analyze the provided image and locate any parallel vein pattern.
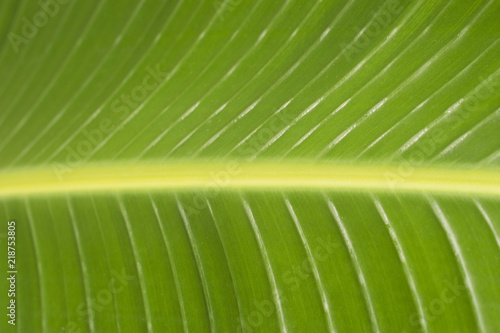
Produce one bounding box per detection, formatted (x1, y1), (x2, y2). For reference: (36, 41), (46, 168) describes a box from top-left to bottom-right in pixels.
(1, 0), (499, 332)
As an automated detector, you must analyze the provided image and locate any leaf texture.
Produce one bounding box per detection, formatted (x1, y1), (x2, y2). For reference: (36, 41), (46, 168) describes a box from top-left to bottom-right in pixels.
(0, 0), (499, 332)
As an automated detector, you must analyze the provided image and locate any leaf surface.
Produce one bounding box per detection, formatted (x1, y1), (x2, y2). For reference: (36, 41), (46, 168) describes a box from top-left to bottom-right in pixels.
(0, 0), (499, 332)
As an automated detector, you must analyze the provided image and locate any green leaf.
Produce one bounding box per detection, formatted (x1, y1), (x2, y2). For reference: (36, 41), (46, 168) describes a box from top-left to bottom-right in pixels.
(1, 0), (499, 332)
